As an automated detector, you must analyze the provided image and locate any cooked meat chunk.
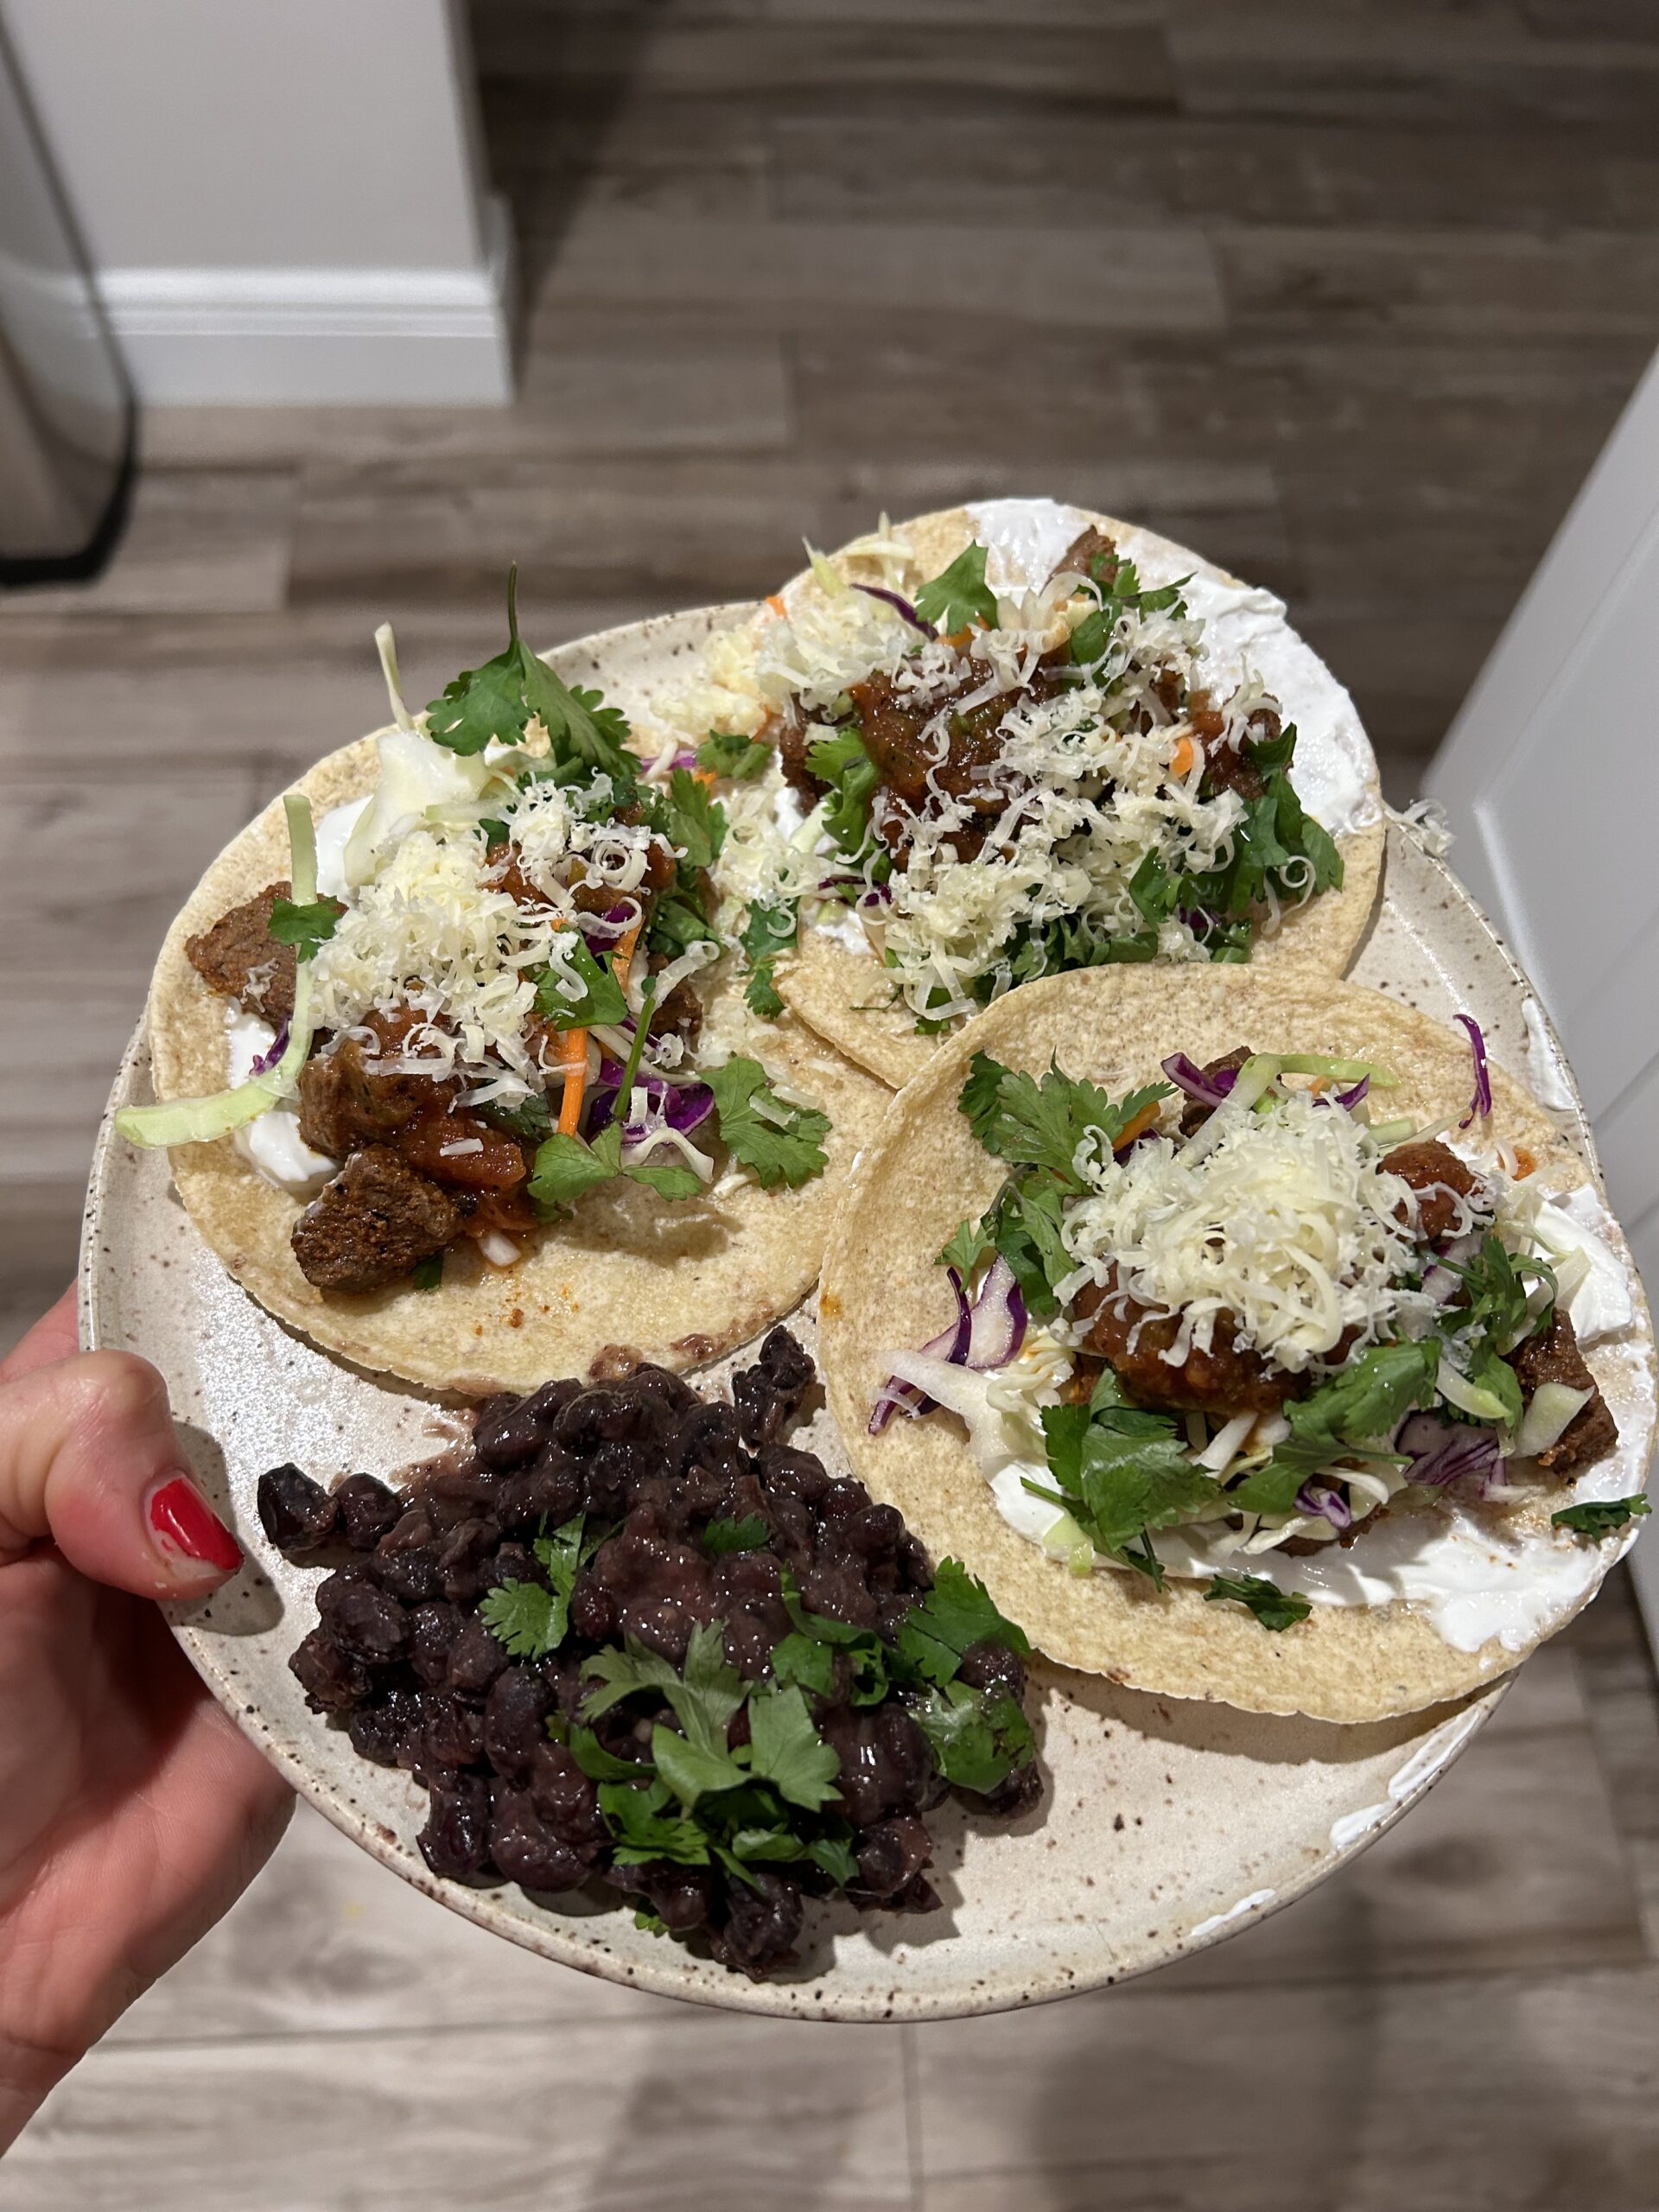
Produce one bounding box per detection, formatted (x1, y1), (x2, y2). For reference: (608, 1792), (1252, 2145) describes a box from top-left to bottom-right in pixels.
(776, 709), (826, 803)
(1507, 1310), (1618, 1476)
(185, 881), (297, 1025)
(1073, 1268), (1302, 1415)
(1382, 1139), (1480, 1246)
(296, 1011), (457, 1159)
(655, 978), (703, 1050)
(1052, 525), (1119, 585)
(291, 1146), (459, 1294)
(395, 1113), (531, 1194)
(1178, 1046), (1253, 1138)
(855, 659), (1070, 864)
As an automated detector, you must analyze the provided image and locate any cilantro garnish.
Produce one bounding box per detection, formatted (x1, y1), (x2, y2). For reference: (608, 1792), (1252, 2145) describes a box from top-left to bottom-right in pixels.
(1204, 1573), (1313, 1632)
(477, 1515), (604, 1660)
(646, 891), (720, 962)
(912, 1681), (1034, 1794)
(739, 898), (798, 1019)
(658, 767), (727, 872)
(914, 543), (997, 633)
(746, 1686), (842, 1809)
(708, 1056), (830, 1189)
(481, 1092), (553, 1144)
(532, 935), (629, 1029)
(425, 566), (638, 778)
(806, 727), (880, 855)
(702, 1513), (769, 1556)
(894, 1558), (1030, 1686)
(267, 894), (342, 961)
(1029, 1390), (1217, 1574)
(696, 730), (771, 780)
(528, 1120), (703, 1212)
(410, 1251), (443, 1292)
(1552, 1496), (1649, 1538)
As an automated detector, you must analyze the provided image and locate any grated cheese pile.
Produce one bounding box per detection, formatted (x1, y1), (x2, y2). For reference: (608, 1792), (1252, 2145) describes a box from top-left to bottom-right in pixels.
(1057, 1089), (1440, 1374)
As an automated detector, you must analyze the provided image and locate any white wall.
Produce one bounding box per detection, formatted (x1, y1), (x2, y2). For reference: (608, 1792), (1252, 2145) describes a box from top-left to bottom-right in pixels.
(0, 0), (513, 403)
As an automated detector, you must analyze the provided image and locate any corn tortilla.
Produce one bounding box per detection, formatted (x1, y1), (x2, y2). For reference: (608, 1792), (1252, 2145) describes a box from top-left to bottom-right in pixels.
(817, 966), (1653, 1721)
(772, 506), (1386, 1090)
(146, 737), (892, 1397)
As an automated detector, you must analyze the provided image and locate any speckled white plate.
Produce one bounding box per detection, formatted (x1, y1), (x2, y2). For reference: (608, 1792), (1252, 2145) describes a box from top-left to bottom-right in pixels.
(79, 607), (1616, 2023)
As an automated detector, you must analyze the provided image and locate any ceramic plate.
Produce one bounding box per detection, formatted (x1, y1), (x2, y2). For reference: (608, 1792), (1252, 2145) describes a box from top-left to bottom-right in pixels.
(79, 607), (1610, 2023)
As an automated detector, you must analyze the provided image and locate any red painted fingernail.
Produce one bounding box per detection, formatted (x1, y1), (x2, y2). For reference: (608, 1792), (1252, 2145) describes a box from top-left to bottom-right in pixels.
(148, 1477), (242, 1573)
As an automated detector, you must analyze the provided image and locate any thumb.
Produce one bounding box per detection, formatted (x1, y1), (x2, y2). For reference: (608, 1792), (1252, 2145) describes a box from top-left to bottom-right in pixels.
(0, 1348), (242, 1598)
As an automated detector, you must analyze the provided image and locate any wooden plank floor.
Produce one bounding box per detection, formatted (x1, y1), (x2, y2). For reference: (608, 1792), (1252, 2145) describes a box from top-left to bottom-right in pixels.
(5, 0), (1659, 2200)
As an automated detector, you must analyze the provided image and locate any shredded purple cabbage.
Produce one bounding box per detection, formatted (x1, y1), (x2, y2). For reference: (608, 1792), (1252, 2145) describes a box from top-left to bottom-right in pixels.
(1294, 1482), (1354, 1531)
(250, 1024), (289, 1078)
(869, 1256), (1029, 1434)
(1455, 1014), (1492, 1127)
(588, 1073), (715, 1144)
(1161, 1053), (1238, 1109)
(853, 582), (931, 638)
(1398, 1410), (1504, 1491)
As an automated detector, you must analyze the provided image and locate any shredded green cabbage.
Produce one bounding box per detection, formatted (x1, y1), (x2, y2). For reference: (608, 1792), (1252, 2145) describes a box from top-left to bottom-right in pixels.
(116, 795), (321, 1150)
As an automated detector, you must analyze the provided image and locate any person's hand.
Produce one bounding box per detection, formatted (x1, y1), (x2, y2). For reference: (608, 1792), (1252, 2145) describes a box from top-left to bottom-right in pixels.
(0, 1292), (292, 2146)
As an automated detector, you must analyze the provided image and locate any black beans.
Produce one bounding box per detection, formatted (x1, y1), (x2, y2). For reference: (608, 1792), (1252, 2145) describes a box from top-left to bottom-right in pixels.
(266, 1327), (1041, 1981)
(257, 1464), (338, 1558)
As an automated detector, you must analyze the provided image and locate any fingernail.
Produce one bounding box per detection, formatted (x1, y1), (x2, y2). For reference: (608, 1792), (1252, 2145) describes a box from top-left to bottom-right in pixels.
(147, 1476), (242, 1574)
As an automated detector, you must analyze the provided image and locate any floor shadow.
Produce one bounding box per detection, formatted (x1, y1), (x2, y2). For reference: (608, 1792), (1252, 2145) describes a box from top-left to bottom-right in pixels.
(467, 0), (664, 312)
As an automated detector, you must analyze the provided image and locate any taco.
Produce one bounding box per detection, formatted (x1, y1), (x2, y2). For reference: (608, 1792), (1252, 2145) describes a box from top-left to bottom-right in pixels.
(121, 576), (889, 1396)
(817, 968), (1653, 1721)
(654, 499), (1384, 1090)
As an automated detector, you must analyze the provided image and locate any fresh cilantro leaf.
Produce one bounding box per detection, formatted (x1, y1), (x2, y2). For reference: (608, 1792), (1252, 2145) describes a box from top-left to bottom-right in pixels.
(267, 894), (342, 960)
(806, 727), (880, 854)
(529, 1123), (624, 1211)
(1226, 1437), (1335, 1519)
(1442, 1233), (1531, 1351)
(478, 1579), (563, 1660)
(634, 1908), (669, 1936)
(1037, 1401), (1218, 1564)
(728, 1824), (810, 1864)
(709, 1056), (830, 1189)
(650, 1721), (747, 1808)
(582, 1620), (747, 1758)
(914, 543), (997, 633)
(977, 1175), (1074, 1317)
(533, 1513), (604, 1599)
(566, 1725), (652, 1782)
(768, 1631), (838, 1697)
(912, 1681), (1033, 1794)
(598, 1778), (711, 1866)
(1467, 1341), (1524, 1431)
(482, 1092), (553, 1144)
(646, 891), (719, 961)
(739, 897), (798, 1020)
(1127, 849), (1177, 929)
(939, 1216), (996, 1279)
(1205, 1572), (1313, 1631)
(1287, 1339), (1438, 1452)
(808, 1834), (861, 1886)
(1552, 1495), (1650, 1538)
(532, 934), (629, 1028)
(410, 1251), (443, 1292)
(696, 730), (771, 780)
(479, 816), (511, 848)
(426, 567), (639, 779)
(957, 1054), (1170, 1183)
(623, 1155), (706, 1202)
(895, 1560), (1030, 1686)
(745, 1686), (842, 1809)
(661, 768), (728, 872)
(775, 1573), (891, 1702)
(702, 1513), (769, 1556)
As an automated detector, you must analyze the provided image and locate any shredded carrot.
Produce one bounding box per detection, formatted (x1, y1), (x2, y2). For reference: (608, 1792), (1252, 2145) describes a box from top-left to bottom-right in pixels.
(1171, 733), (1198, 778)
(766, 593), (787, 617)
(556, 1029), (588, 1135)
(1112, 1100), (1163, 1153)
(692, 767), (717, 790)
(1306, 1075), (1332, 1096)
(613, 919), (644, 991)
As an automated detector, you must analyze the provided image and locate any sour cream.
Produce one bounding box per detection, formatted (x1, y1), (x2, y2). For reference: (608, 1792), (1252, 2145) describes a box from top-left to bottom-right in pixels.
(224, 1007), (336, 1195)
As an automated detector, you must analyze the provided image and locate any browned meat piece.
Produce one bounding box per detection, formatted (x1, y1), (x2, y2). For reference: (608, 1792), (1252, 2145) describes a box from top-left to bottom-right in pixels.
(854, 657), (1071, 863)
(396, 1113), (531, 1194)
(291, 1146), (459, 1294)
(297, 1009), (457, 1159)
(1072, 1268), (1303, 1415)
(185, 881), (298, 1025)
(776, 709), (828, 803)
(656, 978), (703, 1049)
(1506, 1310), (1618, 1476)
(1052, 525), (1119, 586)
(1382, 1139), (1480, 1246)
(1178, 1046), (1253, 1138)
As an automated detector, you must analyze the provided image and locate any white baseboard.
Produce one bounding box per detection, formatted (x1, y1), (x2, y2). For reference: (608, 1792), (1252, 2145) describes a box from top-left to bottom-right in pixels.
(94, 194), (516, 406)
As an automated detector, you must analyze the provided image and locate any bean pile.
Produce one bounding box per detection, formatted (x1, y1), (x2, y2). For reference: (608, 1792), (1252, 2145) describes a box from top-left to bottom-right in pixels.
(259, 1329), (1041, 1979)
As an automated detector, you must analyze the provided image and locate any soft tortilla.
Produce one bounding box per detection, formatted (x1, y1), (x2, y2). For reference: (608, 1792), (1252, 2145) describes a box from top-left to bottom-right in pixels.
(817, 966), (1654, 1721)
(146, 738), (892, 1397)
(772, 505), (1386, 1090)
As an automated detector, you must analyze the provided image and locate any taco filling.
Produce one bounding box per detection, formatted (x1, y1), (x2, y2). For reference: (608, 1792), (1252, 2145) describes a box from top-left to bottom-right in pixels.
(118, 574), (833, 1296)
(682, 514), (1344, 1031)
(873, 1036), (1637, 1631)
